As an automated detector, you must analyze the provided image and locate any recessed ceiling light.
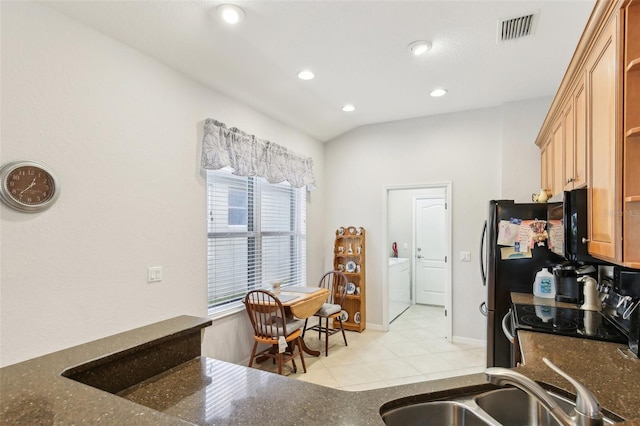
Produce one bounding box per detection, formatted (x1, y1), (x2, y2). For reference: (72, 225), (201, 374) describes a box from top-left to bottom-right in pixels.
(297, 70), (315, 80)
(430, 88), (448, 97)
(342, 104), (356, 112)
(408, 40), (433, 56)
(217, 4), (245, 25)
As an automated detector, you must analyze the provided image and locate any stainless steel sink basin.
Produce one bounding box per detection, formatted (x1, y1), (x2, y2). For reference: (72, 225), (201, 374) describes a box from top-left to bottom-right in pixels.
(381, 401), (496, 426)
(474, 388), (617, 426)
(381, 387), (618, 426)
(474, 388), (573, 426)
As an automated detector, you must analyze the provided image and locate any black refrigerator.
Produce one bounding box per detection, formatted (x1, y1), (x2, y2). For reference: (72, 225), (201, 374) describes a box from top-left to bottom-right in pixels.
(479, 200), (563, 367)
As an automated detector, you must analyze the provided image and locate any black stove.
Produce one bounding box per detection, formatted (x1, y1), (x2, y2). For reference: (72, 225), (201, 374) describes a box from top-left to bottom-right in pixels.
(512, 303), (628, 344)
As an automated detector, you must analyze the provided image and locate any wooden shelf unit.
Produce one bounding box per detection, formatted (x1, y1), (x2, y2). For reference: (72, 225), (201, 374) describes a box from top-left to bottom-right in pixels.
(333, 226), (366, 332)
(627, 58), (640, 72)
(623, 0), (640, 265)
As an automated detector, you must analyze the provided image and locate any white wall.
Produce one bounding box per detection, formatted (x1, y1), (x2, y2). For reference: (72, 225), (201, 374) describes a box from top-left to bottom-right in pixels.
(0, 2), (549, 366)
(500, 97), (552, 202)
(0, 2), (325, 367)
(325, 103), (544, 341)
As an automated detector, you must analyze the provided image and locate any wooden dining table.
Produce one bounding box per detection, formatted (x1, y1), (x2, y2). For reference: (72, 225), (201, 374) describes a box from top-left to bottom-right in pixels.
(276, 286), (329, 357)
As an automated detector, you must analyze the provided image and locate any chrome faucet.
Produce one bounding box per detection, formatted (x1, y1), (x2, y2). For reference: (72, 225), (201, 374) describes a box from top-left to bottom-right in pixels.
(486, 358), (603, 426)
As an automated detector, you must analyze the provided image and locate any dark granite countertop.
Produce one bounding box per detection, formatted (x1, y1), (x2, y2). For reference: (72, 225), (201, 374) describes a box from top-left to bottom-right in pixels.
(518, 331), (640, 426)
(511, 291), (586, 309)
(2, 311), (639, 425)
(512, 292), (640, 426)
(0, 315), (212, 425)
(118, 357), (492, 425)
(0, 314), (488, 425)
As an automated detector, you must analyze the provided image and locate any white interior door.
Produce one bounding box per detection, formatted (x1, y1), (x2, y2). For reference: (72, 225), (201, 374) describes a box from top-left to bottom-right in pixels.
(415, 197), (446, 306)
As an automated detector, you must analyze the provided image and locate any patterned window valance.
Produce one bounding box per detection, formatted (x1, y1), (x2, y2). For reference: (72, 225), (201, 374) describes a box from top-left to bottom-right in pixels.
(201, 119), (315, 189)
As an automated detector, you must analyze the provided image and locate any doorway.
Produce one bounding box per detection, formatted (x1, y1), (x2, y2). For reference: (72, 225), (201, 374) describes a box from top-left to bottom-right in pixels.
(414, 196), (447, 306)
(384, 183), (452, 340)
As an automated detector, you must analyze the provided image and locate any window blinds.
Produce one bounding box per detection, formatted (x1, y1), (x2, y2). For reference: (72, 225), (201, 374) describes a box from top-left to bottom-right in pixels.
(207, 169), (306, 315)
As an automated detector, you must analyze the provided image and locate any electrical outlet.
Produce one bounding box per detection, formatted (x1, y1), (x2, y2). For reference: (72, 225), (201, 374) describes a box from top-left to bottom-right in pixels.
(460, 251), (471, 262)
(148, 266), (162, 283)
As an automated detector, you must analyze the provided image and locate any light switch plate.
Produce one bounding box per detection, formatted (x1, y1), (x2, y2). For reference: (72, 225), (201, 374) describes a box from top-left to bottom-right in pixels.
(148, 266), (162, 283)
(460, 251), (471, 262)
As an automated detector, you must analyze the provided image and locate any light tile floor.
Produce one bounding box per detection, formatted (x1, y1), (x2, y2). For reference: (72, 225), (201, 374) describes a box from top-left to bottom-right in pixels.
(244, 304), (486, 391)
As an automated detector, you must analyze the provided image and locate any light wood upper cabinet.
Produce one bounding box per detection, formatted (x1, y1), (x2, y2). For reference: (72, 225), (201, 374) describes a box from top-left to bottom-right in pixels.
(622, 0), (640, 267)
(562, 96), (575, 191)
(535, 0), (640, 267)
(551, 117), (564, 197)
(563, 75), (588, 191)
(585, 12), (621, 262)
(540, 141), (552, 193)
(540, 76), (588, 196)
(573, 77), (588, 190)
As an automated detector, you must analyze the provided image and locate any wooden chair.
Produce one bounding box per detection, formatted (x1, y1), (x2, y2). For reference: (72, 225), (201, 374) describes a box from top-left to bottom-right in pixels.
(243, 289), (307, 375)
(303, 271), (349, 356)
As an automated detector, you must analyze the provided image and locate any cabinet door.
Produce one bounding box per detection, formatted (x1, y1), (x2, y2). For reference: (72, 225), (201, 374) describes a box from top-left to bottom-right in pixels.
(573, 77), (587, 189)
(551, 118), (564, 196)
(540, 142), (551, 192)
(562, 78), (587, 192)
(540, 145), (550, 189)
(586, 15), (622, 261)
(562, 98), (575, 191)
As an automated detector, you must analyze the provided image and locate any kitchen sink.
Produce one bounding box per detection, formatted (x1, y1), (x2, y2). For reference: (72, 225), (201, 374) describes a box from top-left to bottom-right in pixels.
(380, 387), (618, 426)
(474, 388), (575, 426)
(381, 400), (494, 426)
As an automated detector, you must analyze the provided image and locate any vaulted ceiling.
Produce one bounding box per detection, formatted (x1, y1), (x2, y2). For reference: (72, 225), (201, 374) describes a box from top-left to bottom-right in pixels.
(44, 1), (595, 141)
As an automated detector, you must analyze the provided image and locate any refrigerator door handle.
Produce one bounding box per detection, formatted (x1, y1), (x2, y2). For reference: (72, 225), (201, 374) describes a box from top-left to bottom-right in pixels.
(480, 220), (487, 286)
(501, 309), (515, 343)
(479, 301), (488, 317)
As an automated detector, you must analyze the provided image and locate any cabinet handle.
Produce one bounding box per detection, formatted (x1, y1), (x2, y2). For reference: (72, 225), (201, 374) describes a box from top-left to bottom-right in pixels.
(582, 238), (589, 244)
(566, 177), (575, 184)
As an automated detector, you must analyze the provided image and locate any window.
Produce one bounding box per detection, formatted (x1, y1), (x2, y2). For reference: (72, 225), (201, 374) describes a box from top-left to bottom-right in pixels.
(207, 168), (306, 315)
(227, 187), (248, 226)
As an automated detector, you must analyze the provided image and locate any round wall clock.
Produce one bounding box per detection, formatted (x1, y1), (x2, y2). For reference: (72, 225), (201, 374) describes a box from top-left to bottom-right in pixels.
(0, 161), (59, 212)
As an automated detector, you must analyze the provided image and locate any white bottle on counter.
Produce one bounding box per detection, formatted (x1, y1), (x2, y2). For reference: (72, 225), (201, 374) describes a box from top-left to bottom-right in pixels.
(533, 267), (556, 299)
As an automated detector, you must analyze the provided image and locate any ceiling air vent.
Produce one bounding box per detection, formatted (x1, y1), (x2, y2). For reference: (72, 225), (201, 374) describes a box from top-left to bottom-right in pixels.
(498, 12), (537, 42)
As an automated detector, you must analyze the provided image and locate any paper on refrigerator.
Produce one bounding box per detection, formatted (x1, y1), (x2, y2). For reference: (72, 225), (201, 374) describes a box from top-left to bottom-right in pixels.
(497, 220), (519, 246)
(500, 246), (532, 259)
(497, 219), (534, 259)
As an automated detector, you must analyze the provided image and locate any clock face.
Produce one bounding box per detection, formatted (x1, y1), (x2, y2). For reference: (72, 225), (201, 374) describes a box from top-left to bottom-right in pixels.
(0, 161), (59, 212)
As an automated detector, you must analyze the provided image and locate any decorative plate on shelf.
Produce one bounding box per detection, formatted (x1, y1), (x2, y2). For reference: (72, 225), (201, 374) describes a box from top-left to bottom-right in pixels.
(346, 282), (356, 294)
(340, 310), (349, 322)
(354, 312), (361, 324)
(348, 226), (356, 234)
(345, 261), (356, 273)
(337, 227), (345, 235)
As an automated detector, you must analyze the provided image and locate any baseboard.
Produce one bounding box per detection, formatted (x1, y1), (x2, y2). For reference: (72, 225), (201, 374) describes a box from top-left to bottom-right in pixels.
(363, 323), (386, 331)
